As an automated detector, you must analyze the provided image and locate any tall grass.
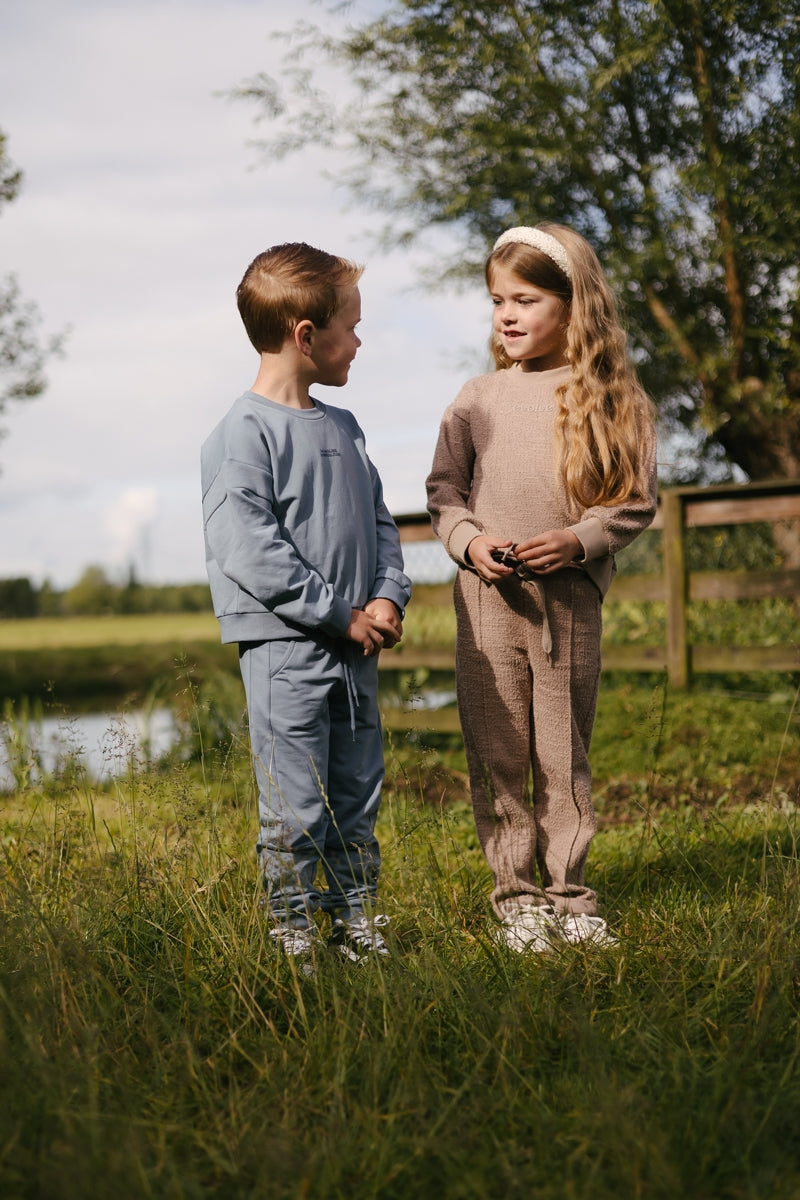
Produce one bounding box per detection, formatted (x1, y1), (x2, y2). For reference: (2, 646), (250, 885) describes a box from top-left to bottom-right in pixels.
(2, 689), (800, 1198)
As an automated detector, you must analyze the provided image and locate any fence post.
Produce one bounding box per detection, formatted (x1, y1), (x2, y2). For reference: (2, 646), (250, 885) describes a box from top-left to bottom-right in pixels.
(661, 488), (689, 688)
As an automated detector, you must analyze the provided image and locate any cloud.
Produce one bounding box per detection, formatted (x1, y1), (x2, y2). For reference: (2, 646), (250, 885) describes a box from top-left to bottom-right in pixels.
(0, 0), (489, 587)
(105, 486), (159, 573)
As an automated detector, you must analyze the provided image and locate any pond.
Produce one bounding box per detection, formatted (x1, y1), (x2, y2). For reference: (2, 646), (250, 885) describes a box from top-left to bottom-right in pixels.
(0, 708), (177, 792)
(0, 684), (458, 792)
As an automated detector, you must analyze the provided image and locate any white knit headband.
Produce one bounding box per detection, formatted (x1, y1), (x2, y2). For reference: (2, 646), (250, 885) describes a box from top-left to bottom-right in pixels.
(492, 226), (572, 281)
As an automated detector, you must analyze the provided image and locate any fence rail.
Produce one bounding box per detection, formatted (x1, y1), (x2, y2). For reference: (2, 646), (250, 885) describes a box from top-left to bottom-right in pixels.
(384, 480), (799, 732)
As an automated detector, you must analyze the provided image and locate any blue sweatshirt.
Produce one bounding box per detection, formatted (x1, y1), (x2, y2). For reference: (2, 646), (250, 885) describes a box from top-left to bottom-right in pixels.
(201, 391), (412, 645)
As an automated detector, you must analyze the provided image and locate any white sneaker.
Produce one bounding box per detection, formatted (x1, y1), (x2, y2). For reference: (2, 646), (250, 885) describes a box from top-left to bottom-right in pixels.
(330, 913), (391, 961)
(269, 925), (318, 957)
(558, 913), (617, 947)
(497, 906), (559, 953)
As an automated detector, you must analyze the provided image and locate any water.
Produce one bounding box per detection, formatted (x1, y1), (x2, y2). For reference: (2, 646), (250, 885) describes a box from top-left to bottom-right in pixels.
(0, 687), (458, 792)
(0, 708), (177, 791)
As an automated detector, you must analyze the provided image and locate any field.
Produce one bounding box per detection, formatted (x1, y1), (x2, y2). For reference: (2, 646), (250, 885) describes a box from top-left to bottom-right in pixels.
(1, 605), (800, 1197)
(0, 613), (236, 710)
(0, 613), (221, 651)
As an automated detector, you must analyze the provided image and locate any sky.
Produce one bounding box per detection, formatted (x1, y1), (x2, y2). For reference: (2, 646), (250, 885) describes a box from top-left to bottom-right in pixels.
(0, 0), (490, 589)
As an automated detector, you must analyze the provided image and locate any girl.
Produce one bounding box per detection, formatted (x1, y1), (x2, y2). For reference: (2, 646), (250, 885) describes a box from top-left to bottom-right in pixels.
(426, 224), (657, 951)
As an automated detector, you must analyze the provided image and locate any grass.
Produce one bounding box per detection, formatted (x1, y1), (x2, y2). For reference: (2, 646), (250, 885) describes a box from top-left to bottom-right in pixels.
(3, 590), (798, 714)
(0, 616), (238, 709)
(2, 675), (800, 1198)
(399, 591), (800, 654)
(1, 589), (795, 655)
(590, 680), (800, 817)
(0, 613), (220, 651)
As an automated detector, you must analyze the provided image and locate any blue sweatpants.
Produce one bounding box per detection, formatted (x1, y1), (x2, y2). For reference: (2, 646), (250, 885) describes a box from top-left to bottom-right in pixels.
(238, 637), (385, 928)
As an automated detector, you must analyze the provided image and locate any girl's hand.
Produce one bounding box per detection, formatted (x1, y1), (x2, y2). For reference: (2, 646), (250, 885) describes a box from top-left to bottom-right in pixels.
(514, 530), (583, 574)
(465, 535), (517, 582)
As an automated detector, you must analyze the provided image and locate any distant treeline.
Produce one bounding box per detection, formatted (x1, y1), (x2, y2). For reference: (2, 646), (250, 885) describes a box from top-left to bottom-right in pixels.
(0, 567), (211, 619)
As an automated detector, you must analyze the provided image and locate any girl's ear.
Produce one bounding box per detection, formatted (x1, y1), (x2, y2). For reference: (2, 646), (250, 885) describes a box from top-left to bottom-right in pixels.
(294, 319), (315, 357)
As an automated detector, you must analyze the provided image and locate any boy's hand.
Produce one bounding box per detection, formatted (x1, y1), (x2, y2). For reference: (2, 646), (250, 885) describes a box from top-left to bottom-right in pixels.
(466, 535), (517, 582)
(364, 598), (403, 649)
(346, 607), (399, 656)
(514, 530), (583, 573)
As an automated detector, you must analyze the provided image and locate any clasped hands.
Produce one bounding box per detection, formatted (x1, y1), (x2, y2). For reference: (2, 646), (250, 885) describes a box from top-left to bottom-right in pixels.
(346, 598), (403, 657)
(466, 530), (583, 584)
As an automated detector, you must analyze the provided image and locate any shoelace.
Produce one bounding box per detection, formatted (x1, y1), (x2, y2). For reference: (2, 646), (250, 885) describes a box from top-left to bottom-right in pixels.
(345, 913), (390, 946)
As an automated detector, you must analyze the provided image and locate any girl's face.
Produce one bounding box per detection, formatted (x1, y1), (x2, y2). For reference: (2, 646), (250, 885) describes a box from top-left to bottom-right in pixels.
(489, 264), (569, 372)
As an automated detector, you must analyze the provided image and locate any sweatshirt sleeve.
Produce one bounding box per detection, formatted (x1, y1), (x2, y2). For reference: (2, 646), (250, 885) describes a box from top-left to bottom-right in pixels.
(567, 416), (659, 560)
(426, 384), (485, 565)
(367, 457), (413, 615)
(203, 451), (353, 636)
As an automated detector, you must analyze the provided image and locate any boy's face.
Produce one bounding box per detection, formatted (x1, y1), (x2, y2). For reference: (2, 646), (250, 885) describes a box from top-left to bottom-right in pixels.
(309, 287), (362, 386)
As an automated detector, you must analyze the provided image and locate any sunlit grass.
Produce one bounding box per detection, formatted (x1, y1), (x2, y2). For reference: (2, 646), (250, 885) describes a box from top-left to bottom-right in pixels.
(2, 681), (800, 1198)
(402, 593), (799, 653)
(0, 612), (220, 650)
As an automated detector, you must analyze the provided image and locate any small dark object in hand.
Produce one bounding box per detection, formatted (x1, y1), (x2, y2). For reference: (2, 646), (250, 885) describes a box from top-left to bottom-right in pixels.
(490, 546), (537, 580)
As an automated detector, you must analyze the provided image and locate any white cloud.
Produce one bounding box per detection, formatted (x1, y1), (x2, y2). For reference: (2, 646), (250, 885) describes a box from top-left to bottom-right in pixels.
(105, 486), (159, 573)
(0, 0), (489, 588)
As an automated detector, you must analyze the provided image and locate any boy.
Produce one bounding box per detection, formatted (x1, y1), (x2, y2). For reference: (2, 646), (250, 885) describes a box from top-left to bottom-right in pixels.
(201, 242), (411, 962)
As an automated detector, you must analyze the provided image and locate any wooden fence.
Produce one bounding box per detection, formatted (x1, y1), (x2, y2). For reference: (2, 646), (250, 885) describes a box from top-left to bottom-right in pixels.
(381, 479), (800, 729)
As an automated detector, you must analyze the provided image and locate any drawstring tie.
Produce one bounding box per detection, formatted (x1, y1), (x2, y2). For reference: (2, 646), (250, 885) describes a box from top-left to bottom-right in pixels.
(342, 654), (359, 738)
(491, 544), (553, 659)
(531, 580), (553, 658)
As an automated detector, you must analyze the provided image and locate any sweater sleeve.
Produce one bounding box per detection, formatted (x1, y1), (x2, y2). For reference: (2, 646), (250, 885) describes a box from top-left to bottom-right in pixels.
(426, 385), (485, 565)
(566, 417), (659, 560)
(203, 452), (353, 636)
(367, 454), (413, 615)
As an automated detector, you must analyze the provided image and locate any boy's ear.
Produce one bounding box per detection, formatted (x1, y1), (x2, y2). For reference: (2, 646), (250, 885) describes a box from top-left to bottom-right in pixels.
(294, 319), (316, 357)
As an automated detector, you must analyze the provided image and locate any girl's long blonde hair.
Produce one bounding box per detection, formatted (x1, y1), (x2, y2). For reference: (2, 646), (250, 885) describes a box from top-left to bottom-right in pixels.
(486, 223), (655, 509)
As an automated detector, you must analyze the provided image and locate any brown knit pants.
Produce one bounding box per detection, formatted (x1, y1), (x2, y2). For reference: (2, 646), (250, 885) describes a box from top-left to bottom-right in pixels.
(454, 567), (602, 918)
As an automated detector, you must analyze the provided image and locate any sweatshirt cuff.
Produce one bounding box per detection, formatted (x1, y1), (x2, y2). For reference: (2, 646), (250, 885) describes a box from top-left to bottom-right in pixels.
(448, 520), (485, 566)
(370, 572), (412, 618)
(324, 593), (356, 637)
(567, 517), (608, 562)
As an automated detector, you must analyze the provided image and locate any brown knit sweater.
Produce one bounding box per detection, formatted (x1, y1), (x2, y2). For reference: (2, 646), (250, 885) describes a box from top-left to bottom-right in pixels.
(426, 364), (658, 598)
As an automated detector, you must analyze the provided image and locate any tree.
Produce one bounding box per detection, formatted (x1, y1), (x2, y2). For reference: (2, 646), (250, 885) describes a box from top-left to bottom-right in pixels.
(0, 576), (38, 619)
(239, 0), (800, 482)
(0, 128), (60, 447)
(62, 565), (115, 616)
